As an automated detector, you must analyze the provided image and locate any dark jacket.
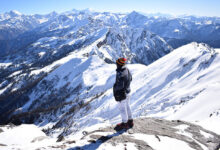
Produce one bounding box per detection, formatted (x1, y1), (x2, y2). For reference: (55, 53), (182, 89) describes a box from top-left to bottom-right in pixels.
(113, 65), (132, 101)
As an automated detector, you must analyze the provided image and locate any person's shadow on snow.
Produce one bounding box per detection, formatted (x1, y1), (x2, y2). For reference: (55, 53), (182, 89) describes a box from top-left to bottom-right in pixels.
(67, 129), (128, 150)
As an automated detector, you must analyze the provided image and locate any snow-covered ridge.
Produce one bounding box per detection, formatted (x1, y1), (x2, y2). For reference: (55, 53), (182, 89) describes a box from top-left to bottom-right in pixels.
(5, 42), (219, 138)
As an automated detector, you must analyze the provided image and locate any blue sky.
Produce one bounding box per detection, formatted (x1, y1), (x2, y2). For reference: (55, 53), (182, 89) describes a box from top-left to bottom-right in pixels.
(0, 0), (219, 17)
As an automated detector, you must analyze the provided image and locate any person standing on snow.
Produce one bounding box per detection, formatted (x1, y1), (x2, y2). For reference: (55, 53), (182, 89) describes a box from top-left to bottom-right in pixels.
(113, 58), (133, 130)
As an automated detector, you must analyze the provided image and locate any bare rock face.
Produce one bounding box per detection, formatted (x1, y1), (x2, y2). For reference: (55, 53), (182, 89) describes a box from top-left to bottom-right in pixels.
(71, 118), (220, 150)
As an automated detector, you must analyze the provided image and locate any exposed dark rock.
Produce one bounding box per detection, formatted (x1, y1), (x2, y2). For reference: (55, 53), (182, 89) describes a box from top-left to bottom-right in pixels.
(0, 143), (7, 146)
(31, 136), (48, 143)
(65, 140), (76, 144)
(57, 135), (65, 142)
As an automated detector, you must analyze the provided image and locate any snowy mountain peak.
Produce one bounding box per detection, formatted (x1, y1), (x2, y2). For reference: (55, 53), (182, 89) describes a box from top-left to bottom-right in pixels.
(71, 8), (80, 14)
(48, 11), (58, 16)
(75, 8), (95, 15)
(9, 10), (22, 17)
(128, 11), (147, 18)
(179, 42), (215, 55)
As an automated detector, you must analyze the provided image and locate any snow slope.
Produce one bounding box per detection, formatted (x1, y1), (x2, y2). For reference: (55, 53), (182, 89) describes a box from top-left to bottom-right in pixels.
(1, 42), (220, 149)
(11, 42), (219, 135)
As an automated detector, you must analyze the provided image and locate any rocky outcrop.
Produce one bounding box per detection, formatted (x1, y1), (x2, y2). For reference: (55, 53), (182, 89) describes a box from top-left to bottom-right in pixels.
(97, 27), (172, 65)
(70, 118), (220, 150)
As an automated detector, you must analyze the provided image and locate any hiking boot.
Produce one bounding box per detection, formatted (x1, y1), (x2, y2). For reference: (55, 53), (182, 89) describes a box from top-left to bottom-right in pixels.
(127, 119), (134, 128)
(114, 122), (129, 131)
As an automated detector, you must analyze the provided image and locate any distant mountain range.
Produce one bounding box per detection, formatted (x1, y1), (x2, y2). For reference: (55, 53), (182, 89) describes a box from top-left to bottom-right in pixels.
(0, 9), (220, 56)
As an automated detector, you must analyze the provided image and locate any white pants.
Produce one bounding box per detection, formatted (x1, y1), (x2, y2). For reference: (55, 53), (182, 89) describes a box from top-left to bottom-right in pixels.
(118, 95), (133, 123)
